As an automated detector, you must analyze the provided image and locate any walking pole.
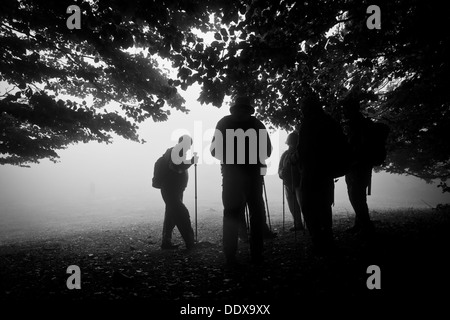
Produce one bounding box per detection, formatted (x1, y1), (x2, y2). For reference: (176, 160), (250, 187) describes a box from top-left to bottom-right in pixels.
(193, 152), (198, 243)
(282, 181), (285, 233)
(245, 204), (250, 234)
(290, 165), (297, 242)
(367, 169), (373, 196)
(262, 177), (272, 231)
(244, 203), (251, 259)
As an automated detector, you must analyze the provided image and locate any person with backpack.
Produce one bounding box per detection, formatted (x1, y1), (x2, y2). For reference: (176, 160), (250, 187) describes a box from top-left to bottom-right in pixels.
(278, 131), (303, 231)
(210, 96), (272, 265)
(154, 135), (198, 250)
(341, 98), (389, 236)
(297, 93), (346, 254)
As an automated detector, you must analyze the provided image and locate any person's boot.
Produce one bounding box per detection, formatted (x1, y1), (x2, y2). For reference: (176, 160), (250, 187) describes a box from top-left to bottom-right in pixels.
(185, 240), (196, 251)
(346, 224), (362, 234)
(290, 222), (304, 231)
(263, 224), (277, 239)
(161, 241), (179, 250)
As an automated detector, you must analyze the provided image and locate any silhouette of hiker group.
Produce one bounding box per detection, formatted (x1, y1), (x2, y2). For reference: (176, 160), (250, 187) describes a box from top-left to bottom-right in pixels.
(153, 94), (389, 265)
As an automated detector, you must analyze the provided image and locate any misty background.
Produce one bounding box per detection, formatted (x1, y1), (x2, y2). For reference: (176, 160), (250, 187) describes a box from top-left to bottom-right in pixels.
(1, 84), (449, 243)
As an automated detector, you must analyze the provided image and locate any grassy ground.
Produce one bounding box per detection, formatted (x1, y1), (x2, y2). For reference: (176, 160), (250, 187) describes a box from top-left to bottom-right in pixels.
(1, 208), (449, 317)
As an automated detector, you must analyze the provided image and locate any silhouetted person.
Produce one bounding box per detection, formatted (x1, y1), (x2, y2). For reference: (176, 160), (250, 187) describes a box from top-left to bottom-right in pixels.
(211, 96), (272, 265)
(341, 99), (376, 236)
(279, 132), (303, 231)
(160, 135), (198, 250)
(297, 94), (342, 254)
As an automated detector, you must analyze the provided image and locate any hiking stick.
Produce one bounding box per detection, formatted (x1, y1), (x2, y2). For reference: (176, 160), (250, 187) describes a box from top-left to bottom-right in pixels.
(290, 165), (297, 241)
(282, 180), (285, 233)
(193, 152), (198, 242)
(262, 176), (272, 231)
(244, 203), (251, 259)
(245, 204), (250, 234)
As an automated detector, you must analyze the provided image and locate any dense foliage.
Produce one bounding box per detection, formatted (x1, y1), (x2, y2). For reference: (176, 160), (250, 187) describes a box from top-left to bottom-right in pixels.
(1, 0), (448, 187)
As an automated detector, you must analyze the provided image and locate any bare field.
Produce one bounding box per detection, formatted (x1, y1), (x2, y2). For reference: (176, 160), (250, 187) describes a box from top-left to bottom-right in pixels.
(1, 207), (449, 316)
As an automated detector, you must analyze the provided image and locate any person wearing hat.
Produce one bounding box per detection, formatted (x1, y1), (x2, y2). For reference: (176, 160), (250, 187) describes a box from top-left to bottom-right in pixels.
(278, 131), (304, 231)
(210, 95), (272, 265)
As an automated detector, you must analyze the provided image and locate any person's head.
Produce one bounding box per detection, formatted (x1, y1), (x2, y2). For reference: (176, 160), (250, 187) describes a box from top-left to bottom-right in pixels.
(300, 93), (322, 118)
(230, 96), (255, 116)
(176, 134), (193, 154)
(178, 134), (193, 145)
(285, 131), (299, 148)
(341, 98), (360, 120)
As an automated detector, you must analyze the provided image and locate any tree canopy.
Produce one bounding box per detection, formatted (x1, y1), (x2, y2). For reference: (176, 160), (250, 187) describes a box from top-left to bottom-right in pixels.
(1, 0), (449, 187)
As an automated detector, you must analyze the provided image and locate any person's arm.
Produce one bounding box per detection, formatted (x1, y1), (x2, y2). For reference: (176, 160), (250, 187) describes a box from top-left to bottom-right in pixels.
(168, 149), (196, 173)
(266, 128), (273, 158)
(170, 160), (193, 172)
(256, 119), (272, 161)
(210, 118), (225, 161)
(278, 151), (287, 179)
(290, 148), (299, 166)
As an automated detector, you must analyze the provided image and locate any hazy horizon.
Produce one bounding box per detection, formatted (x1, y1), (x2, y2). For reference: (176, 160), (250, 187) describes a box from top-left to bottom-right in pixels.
(1, 84), (449, 243)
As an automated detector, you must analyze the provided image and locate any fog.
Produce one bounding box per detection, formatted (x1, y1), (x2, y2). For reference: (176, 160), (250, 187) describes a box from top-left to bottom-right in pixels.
(1, 85), (449, 242)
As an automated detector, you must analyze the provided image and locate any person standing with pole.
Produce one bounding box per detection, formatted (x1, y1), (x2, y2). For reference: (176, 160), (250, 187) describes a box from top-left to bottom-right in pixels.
(278, 132), (303, 232)
(156, 135), (198, 251)
(210, 96), (272, 265)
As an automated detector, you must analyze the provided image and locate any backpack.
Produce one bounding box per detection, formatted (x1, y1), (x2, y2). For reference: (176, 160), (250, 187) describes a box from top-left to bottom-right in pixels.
(279, 150), (301, 186)
(279, 151), (291, 181)
(364, 120), (390, 166)
(329, 121), (352, 178)
(152, 152), (169, 189)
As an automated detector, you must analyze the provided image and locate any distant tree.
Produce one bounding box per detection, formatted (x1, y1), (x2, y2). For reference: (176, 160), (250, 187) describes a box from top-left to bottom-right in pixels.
(1, 0), (449, 191)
